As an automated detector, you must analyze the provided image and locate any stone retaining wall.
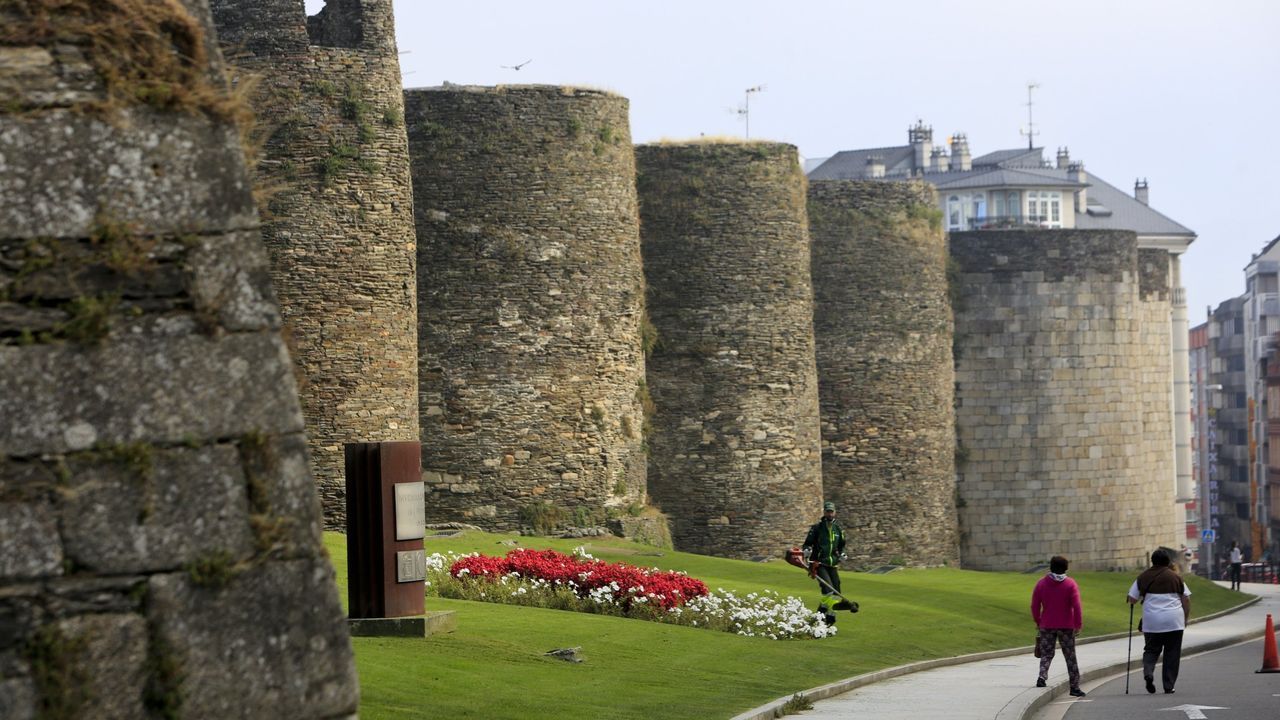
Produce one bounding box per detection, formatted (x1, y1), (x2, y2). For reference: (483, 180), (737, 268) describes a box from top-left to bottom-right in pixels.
(636, 142), (823, 559)
(405, 85), (647, 530)
(807, 180), (959, 567)
(0, 1), (357, 716)
(211, 0), (419, 528)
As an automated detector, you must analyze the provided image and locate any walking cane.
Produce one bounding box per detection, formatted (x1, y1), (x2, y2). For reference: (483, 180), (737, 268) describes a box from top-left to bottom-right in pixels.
(1125, 602), (1134, 695)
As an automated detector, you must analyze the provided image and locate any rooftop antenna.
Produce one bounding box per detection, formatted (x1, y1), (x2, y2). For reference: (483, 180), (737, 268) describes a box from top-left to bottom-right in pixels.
(734, 85), (766, 139)
(1019, 82), (1040, 150)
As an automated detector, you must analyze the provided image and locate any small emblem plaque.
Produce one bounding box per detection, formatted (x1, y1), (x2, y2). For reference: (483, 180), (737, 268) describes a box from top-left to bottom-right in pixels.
(396, 549), (427, 583)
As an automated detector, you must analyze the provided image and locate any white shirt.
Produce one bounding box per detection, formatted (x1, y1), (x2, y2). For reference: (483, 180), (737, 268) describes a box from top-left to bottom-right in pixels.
(1230, 547), (1243, 564)
(1128, 579), (1191, 633)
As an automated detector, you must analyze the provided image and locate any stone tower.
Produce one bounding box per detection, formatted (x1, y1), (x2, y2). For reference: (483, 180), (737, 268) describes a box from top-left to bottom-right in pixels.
(0, 1), (356, 717)
(636, 141), (824, 560)
(951, 229), (1179, 571)
(210, 0), (418, 528)
(405, 85), (648, 529)
(807, 180), (959, 568)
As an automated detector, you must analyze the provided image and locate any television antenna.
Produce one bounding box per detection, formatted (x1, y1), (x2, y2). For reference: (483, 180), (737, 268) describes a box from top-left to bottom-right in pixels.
(731, 84), (766, 139)
(1019, 82), (1040, 150)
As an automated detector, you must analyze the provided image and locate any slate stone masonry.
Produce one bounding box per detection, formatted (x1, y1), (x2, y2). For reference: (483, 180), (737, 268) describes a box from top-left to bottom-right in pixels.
(405, 85), (648, 529)
(0, 1), (357, 716)
(211, 0), (419, 529)
(636, 142), (824, 560)
(807, 180), (959, 568)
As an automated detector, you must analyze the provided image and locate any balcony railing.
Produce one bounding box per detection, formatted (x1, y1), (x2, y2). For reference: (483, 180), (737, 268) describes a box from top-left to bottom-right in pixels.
(962, 215), (1057, 231)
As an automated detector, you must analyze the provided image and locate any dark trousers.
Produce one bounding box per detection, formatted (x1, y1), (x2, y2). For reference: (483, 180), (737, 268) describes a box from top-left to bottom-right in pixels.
(816, 564), (841, 605)
(1230, 563), (1242, 590)
(1037, 629), (1081, 689)
(1142, 630), (1184, 691)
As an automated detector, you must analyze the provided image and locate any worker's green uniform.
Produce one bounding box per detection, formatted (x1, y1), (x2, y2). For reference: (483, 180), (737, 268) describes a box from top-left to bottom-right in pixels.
(802, 515), (847, 620)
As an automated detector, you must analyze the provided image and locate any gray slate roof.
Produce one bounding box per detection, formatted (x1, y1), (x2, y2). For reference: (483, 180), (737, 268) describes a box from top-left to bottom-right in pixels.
(808, 145), (914, 180)
(1073, 173), (1194, 237)
(971, 148), (1045, 168)
(928, 166), (1082, 191)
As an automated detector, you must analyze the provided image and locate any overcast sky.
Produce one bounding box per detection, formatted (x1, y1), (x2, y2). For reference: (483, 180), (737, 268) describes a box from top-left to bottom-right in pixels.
(306, 0), (1279, 321)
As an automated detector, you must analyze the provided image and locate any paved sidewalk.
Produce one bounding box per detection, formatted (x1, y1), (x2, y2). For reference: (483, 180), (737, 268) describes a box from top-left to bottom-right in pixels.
(732, 582), (1280, 720)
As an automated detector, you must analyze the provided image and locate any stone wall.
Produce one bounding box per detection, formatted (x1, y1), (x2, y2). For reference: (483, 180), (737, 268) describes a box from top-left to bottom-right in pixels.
(210, 0), (418, 528)
(0, 1), (357, 717)
(1139, 248), (1176, 547)
(807, 180), (958, 567)
(405, 85), (647, 529)
(951, 230), (1179, 571)
(636, 142), (824, 560)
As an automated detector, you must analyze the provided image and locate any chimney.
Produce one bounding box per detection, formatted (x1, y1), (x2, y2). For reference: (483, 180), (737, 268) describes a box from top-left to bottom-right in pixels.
(1068, 162), (1087, 214)
(908, 120), (932, 175)
(930, 146), (949, 172)
(1135, 178), (1149, 205)
(950, 133), (971, 171)
(1056, 146), (1070, 169)
(865, 155), (886, 179)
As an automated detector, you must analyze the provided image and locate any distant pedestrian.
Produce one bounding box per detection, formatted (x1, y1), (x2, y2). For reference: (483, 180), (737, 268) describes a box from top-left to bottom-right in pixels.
(1031, 555), (1085, 697)
(1127, 549), (1192, 694)
(1228, 542), (1243, 590)
(802, 501), (852, 625)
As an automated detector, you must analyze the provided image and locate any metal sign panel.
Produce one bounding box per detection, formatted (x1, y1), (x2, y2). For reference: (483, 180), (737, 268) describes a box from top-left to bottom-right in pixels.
(1201, 529), (1216, 544)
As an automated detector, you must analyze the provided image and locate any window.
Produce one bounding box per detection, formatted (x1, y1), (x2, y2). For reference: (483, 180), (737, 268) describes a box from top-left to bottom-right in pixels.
(1007, 192), (1020, 219)
(994, 194), (1004, 217)
(1235, 391), (1247, 408)
(1235, 316), (1245, 334)
(971, 193), (986, 224)
(1238, 502), (1251, 519)
(948, 196), (961, 230)
(1230, 356), (1245, 372)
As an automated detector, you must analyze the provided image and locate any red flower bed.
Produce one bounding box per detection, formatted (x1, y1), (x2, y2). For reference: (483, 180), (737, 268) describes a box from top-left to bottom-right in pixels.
(450, 548), (709, 610)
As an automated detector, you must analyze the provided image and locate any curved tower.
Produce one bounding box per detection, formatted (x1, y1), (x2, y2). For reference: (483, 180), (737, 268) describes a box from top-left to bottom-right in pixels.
(636, 141), (823, 559)
(405, 85), (647, 529)
(0, 1), (356, 716)
(210, 0), (419, 528)
(951, 229), (1179, 570)
(808, 180), (959, 567)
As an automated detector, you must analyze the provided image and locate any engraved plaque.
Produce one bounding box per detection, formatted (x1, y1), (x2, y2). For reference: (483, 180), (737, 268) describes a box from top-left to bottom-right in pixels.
(396, 549), (427, 583)
(394, 481), (426, 541)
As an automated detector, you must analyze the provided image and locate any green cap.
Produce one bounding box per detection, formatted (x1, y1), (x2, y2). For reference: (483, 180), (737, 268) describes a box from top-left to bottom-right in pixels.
(823, 501), (836, 511)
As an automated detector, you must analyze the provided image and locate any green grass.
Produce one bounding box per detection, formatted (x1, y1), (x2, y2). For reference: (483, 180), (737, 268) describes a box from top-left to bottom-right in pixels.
(324, 532), (1247, 720)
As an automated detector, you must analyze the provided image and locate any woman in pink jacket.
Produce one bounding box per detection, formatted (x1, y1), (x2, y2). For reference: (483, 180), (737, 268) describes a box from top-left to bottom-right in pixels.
(1031, 555), (1085, 697)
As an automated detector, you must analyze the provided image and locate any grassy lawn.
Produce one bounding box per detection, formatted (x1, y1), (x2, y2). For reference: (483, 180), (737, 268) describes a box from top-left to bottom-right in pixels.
(325, 531), (1247, 720)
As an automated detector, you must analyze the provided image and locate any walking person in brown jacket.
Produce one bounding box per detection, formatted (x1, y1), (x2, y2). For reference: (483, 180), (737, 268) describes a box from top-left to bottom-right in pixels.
(1127, 549), (1192, 694)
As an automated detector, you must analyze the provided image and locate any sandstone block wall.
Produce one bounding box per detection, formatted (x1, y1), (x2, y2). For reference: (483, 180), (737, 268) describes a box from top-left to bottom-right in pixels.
(951, 230), (1179, 571)
(405, 85), (647, 529)
(211, 0), (418, 528)
(0, 1), (356, 716)
(637, 142), (824, 559)
(807, 180), (959, 567)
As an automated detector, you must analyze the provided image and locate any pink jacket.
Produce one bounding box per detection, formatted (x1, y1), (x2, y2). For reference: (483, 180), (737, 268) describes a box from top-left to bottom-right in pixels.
(1031, 574), (1082, 631)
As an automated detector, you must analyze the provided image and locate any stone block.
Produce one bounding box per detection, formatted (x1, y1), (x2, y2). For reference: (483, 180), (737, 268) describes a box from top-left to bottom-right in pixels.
(0, 678), (34, 720)
(0, 109), (257, 240)
(0, 502), (62, 581)
(56, 613), (149, 720)
(147, 558), (357, 719)
(0, 332), (303, 456)
(59, 445), (255, 574)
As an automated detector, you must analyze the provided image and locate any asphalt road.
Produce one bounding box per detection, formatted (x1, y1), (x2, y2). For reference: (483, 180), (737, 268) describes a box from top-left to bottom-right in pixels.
(1034, 638), (1280, 720)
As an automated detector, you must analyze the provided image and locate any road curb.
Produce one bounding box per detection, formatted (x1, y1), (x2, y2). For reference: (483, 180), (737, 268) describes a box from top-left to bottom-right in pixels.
(729, 595), (1261, 720)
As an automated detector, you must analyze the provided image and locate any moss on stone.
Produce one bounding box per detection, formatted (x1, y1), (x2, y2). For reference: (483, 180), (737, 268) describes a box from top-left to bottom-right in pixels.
(0, 0), (247, 120)
(184, 549), (240, 589)
(24, 623), (91, 720)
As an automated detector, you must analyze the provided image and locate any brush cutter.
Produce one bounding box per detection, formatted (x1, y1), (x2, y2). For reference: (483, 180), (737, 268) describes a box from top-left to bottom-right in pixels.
(784, 547), (859, 613)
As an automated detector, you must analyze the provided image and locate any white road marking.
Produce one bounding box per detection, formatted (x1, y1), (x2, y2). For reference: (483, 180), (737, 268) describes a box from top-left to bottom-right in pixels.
(1158, 705), (1230, 719)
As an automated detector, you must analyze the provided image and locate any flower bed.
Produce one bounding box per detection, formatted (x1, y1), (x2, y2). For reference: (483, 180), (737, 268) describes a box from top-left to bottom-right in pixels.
(430, 548), (834, 639)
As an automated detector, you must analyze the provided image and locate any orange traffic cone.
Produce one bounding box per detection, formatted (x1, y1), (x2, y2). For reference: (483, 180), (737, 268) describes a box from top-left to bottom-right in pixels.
(1258, 614), (1280, 673)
